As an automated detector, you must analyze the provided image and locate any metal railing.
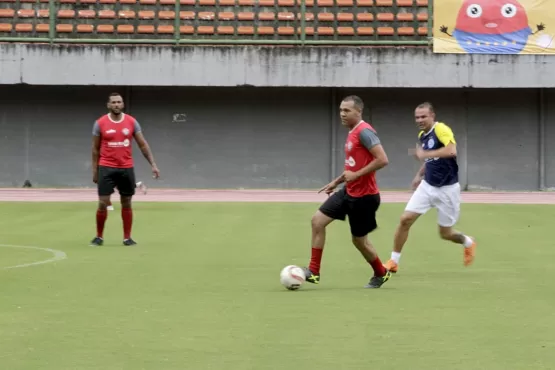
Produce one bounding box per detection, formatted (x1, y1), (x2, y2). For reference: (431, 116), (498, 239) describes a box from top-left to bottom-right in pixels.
(0, 0), (433, 46)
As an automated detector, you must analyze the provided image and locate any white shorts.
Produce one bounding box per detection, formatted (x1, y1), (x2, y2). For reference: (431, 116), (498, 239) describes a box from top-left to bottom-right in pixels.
(405, 180), (461, 227)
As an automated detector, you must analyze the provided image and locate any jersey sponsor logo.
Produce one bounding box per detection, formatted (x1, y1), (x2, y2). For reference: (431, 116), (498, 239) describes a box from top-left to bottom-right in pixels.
(107, 139), (130, 148)
(423, 137), (438, 161)
(105, 129), (116, 134)
(345, 156), (356, 167)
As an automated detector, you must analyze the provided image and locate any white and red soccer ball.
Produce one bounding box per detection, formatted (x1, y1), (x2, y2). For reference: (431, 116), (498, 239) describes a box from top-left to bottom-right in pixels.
(279, 265), (305, 290)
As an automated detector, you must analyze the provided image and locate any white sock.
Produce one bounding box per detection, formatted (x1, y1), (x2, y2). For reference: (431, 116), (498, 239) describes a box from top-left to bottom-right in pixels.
(391, 252), (401, 264)
(462, 235), (474, 248)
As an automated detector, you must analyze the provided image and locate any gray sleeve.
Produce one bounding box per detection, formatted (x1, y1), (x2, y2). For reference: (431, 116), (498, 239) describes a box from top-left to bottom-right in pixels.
(359, 128), (381, 150)
(92, 121), (100, 136)
(134, 119), (142, 133)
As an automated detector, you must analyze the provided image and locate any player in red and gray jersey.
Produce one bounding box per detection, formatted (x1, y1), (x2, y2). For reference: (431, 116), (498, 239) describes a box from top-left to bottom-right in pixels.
(303, 95), (392, 289)
(90, 93), (160, 247)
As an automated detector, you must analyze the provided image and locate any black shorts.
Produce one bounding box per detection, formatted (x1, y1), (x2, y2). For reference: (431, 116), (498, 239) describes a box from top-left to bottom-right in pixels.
(97, 165), (136, 197)
(319, 187), (381, 237)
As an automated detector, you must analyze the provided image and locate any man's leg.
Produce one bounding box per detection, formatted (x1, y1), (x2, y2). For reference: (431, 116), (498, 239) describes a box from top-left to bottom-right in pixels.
(303, 189), (347, 284)
(384, 182), (432, 272)
(438, 226), (476, 266)
(117, 168), (137, 246)
(120, 195), (135, 245)
(352, 235), (391, 288)
(91, 166), (116, 246)
(385, 211), (422, 272)
(436, 183), (477, 266)
(347, 193), (391, 288)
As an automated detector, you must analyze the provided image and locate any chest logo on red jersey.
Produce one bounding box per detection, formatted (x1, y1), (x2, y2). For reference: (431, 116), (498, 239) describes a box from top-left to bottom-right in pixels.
(107, 139), (130, 148)
(122, 128), (130, 136)
(346, 141), (353, 151)
(345, 156), (356, 167)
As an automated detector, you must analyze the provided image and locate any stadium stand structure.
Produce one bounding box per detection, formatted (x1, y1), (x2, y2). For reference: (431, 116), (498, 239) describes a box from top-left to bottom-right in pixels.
(0, 0), (431, 44)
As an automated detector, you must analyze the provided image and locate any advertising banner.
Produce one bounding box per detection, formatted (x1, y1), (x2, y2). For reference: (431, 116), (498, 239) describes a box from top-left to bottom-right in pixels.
(433, 0), (553, 54)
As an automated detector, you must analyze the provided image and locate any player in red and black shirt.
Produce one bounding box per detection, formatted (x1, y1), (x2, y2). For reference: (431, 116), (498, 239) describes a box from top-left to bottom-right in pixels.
(90, 93), (160, 247)
(303, 95), (392, 288)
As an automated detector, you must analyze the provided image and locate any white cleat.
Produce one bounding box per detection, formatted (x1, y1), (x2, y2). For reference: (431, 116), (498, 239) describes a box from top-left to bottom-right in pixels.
(107, 205), (114, 211)
(136, 181), (147, 195)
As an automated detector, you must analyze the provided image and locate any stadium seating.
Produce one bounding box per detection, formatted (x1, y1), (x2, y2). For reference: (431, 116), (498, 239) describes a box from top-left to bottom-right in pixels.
(0, 0), (430, 44)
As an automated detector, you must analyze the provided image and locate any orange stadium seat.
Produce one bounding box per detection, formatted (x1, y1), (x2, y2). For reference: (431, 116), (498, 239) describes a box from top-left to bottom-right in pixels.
(0, 0), (430, 42)
(77, 24), (94, 32)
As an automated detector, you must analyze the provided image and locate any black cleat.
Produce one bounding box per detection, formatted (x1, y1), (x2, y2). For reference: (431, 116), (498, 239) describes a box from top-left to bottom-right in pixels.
(123, 238), (137, 246)
(364, 270), (392, 289)
(90, 237), (103, 247)
(302, 267), (320, 284)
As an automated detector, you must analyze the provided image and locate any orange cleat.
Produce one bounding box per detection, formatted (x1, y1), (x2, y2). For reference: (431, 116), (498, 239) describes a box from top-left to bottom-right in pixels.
(463, 237), (477, 266)
(383, 259), (399, 273)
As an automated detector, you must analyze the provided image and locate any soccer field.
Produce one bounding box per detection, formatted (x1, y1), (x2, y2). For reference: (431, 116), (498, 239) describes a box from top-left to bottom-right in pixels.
(1, 197), (554, 369)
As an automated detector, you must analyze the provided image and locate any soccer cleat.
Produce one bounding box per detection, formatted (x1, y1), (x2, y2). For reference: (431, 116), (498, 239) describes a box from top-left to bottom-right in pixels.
(90, 237), (103, 247)
(302, 267), (320, 284)
(383, 259), (399, 273)
(107, 205), (114, 211)
(123, 238), (137, 246)
(364, 270), (392, 288)
(136, 181), (147, 195)
(464, 237), (477, 266)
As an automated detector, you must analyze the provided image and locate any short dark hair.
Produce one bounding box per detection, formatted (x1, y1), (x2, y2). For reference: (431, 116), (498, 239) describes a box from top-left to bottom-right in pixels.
(342, 95), (364, 111)
(416, 102), (435, 114)
(108, 92), (122, 102)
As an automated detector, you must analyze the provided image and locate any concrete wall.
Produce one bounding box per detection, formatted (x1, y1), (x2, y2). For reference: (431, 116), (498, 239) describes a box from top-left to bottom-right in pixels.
(1, 44), (555, 88)
(0, 85), (551, 191)
(544, 89), (555, 190)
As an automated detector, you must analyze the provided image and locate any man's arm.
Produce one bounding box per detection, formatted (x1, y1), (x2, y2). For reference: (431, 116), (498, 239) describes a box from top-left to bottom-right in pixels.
(355, 128), (389, 177)
(92, 121), (101, 170)
(330, 173), (346, 186)
(133, 120), (157, 167)
(416, 163), (425, 178)
(420, 143), (456, 159)
(420, 123), (457, 159)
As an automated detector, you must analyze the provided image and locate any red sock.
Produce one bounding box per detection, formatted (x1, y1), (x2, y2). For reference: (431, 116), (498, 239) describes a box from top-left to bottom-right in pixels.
(308, 247), (323, 275)
(122, 208), (133, 239)
(96, 210), (107, 238)
(369, 256), (387, 277)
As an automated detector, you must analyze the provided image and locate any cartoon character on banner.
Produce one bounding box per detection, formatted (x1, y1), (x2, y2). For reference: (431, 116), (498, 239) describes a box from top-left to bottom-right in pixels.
(439, 0), (546, 54)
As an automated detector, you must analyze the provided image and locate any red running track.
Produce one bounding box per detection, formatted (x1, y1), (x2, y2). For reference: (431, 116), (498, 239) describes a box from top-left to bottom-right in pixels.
(0, 188), (554, 204)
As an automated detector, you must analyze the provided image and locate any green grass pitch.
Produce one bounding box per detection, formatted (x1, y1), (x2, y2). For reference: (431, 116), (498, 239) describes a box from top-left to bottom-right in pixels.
(1, 201), (554, 369)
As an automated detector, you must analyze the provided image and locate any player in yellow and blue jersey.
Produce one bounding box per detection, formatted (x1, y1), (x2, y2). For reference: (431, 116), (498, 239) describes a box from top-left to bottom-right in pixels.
(383, 102), (477, 273)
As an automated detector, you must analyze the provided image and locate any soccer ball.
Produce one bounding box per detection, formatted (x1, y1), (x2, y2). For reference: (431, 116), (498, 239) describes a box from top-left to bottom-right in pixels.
(280, 265), (306, 290)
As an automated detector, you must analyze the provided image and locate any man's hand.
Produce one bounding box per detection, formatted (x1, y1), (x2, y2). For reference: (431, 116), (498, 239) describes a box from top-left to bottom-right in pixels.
(411, 175), (422, 190)
(152, 165), (160, 179)
(343, 170), (359, 183)
(318, 181), (338, 195)
(93, 169), (98, 184)
(409, 143), (426, 161)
